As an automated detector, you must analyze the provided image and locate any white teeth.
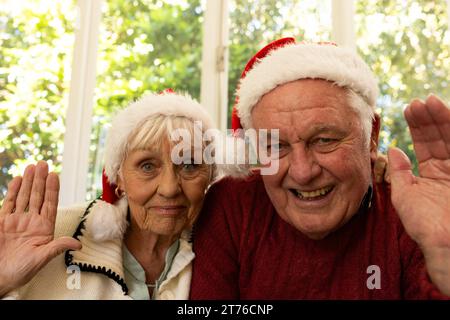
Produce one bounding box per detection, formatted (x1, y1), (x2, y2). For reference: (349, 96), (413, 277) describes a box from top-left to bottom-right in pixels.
(296, 186), (332, 199)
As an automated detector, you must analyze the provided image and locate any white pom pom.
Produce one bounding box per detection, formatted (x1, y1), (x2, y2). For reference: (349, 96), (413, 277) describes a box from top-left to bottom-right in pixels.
(84, 197), (129, 242)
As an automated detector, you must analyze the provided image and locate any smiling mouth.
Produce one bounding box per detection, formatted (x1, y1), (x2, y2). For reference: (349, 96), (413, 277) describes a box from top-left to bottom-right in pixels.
(289, 185), (334, 201)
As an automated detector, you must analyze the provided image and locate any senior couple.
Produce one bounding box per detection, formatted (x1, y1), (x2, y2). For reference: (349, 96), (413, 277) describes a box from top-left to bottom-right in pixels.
(1, 38), (449, 299)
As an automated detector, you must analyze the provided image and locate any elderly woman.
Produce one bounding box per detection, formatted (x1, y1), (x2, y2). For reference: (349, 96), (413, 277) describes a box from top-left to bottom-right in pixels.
(0, 91), (218, 299)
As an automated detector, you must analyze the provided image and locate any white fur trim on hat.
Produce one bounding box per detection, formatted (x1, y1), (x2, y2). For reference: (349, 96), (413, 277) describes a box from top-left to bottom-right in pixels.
(104, 92), (215, 185)
(236, 43), (379, 129)
(84, 197), (129, 241)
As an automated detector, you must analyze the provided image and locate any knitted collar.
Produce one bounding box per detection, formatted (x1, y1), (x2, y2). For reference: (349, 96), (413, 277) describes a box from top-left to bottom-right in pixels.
(65, 199), (194, 295)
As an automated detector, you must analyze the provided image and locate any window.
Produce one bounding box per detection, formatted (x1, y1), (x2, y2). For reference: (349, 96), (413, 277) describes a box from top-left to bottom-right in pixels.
(356, 0), (450, 170)
(0, 0), (77, 198)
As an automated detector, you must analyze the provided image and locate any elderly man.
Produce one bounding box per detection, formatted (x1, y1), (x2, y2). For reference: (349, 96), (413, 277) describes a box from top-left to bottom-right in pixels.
(190, 38), (450, 299)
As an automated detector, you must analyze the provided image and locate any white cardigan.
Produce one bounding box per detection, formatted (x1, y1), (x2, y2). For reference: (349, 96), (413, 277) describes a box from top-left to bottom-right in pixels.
(6, 201), (195, 300)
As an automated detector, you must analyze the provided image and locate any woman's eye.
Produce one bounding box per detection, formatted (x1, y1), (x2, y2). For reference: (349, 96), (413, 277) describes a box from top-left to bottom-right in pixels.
(181, 163), (197, 171)
(140, 163), (154, 172)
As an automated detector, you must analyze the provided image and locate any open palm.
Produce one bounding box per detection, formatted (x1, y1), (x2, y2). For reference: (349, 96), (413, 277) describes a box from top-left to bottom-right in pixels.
(388, 95), (450, 295)
(0, 162), (81, 296)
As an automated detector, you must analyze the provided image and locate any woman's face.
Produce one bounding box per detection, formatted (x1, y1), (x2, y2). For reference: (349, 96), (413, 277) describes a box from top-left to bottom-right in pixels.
(118, 139), (211, 236)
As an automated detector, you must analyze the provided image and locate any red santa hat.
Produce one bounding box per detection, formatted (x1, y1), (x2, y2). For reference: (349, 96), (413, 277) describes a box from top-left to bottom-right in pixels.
(231, 37), (379, 130)
(85, 90), (215, 241)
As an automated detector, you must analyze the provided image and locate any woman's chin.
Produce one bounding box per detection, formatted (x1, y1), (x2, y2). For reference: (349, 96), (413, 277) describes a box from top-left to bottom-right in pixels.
(138, 221), (185, 237)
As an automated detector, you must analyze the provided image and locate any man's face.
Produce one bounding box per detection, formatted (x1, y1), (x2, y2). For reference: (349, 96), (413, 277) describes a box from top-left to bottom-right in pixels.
(251, 79), (379, 240)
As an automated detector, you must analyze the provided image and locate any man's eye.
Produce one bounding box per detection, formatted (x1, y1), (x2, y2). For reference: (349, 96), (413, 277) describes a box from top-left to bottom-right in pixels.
(268, 144), (281, 152)
(315, 137), (335, 144)
(310, 137), (340, 152)
(266, 144), (287, 159)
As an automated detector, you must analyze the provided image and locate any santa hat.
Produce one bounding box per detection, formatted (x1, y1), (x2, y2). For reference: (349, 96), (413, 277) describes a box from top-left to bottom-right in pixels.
(84, 90), (216, 241)
(232, 37), (379, 130)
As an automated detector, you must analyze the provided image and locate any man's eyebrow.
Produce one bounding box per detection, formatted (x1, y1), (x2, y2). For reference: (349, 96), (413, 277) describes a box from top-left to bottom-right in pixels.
(309, 124), (346, 135)
(263, 125), (346, 141)
(264, 131), (280, 141)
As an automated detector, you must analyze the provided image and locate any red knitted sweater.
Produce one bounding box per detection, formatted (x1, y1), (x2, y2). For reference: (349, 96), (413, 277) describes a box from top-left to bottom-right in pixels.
(190, 174), (447, 299)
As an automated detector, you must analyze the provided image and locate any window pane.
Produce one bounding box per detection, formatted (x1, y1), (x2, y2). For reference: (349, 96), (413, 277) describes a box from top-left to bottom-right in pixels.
(0, 0), (76, 200)
(228, 0), (332, 126)
(86, 0), (205, 200)
(356, 0), (450, 170)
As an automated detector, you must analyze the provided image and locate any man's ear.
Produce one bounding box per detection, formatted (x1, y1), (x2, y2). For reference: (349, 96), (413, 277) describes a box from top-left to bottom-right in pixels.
(116, 172), (124, 193)
(370, 114), (381, 162)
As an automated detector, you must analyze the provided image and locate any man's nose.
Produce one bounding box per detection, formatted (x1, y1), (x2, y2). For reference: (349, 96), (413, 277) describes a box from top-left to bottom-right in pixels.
(157, 166), (181, 198)
(288, 145), (321, 185)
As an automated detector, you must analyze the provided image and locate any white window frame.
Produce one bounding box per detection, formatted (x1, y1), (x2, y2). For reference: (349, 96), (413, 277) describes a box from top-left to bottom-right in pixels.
(331, 0), (355, 50)
(60, 0), (102, 206)
(200, 0), (229, 132)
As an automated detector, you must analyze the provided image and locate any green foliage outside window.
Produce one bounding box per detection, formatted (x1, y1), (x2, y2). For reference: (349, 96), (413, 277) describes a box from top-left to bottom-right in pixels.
(356, 0), (450, 172)
(0, 0), (76, 198)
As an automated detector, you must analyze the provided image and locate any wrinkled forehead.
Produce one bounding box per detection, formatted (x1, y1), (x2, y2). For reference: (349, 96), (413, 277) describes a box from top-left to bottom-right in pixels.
(252, 79), (354, 119)
(253, 100), (358, 131)
(125, 115), (213, 165)
(129, 139), (205, 159)
(127, 115), (206, 149)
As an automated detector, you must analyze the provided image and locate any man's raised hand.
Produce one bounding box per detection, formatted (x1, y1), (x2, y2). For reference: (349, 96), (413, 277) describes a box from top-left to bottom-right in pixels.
(388, 95), (450, 296)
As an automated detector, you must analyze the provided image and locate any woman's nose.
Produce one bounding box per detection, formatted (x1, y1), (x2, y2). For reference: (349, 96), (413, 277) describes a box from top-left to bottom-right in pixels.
(157, 166), (181, 198)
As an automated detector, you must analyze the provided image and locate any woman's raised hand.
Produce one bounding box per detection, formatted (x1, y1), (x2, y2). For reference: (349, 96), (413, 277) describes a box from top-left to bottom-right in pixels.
(0, 161), (81, 297)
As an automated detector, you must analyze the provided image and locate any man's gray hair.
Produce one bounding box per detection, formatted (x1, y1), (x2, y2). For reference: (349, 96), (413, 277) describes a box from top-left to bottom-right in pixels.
(347, 89), (375, 148)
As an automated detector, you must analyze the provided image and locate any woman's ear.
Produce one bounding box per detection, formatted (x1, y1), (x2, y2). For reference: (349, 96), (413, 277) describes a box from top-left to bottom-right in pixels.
(116, 171), (125, 194)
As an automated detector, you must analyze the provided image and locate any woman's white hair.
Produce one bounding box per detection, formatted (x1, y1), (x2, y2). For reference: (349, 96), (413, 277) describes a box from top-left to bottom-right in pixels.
(103, 92), (215, 185)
